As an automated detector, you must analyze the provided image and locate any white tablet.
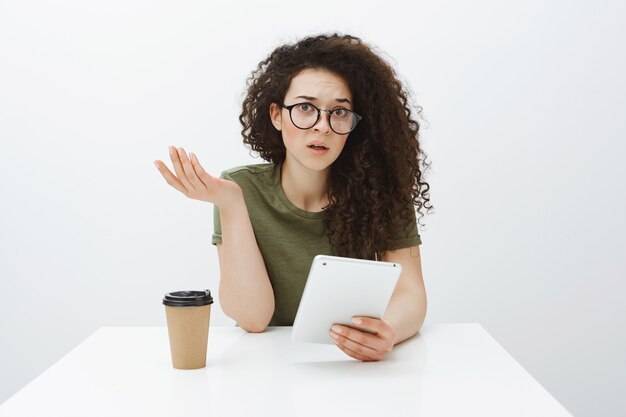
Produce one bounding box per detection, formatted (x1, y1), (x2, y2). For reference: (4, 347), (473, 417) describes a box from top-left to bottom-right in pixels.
(291, 254), (402, 344)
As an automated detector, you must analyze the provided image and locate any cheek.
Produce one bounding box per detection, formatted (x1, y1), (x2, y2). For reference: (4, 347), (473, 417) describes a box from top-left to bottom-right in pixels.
(282, 124), (305, 148)
(335, 137), (349, 153)
(284, 121), (302, 136)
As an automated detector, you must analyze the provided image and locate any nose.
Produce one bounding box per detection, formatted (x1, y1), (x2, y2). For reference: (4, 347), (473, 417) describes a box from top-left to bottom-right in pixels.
(312, 110), (332, 134)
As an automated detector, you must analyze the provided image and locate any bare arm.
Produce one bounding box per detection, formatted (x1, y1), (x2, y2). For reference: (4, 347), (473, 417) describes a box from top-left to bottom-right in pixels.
(215, 196), (274, 332)
(154, 146), (274, 332)
(381, 245), (427, 344)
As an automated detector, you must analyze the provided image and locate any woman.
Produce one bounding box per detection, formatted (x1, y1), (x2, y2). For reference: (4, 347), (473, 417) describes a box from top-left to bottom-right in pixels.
(154, 33), (433, 362)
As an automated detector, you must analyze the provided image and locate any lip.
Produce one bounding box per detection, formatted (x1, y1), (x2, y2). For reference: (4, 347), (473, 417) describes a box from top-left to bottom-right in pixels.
(308, 146), (329, 156)
(306, 140), (329, 149)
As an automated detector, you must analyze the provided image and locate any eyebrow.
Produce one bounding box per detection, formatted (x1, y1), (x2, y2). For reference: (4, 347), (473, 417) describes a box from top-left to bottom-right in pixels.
(294, 95), (352, 104)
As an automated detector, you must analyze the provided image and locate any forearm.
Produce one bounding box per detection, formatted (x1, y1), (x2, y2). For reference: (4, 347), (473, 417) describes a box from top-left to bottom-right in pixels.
(217, 192), (275, 332)
(383, 289), (427, 345)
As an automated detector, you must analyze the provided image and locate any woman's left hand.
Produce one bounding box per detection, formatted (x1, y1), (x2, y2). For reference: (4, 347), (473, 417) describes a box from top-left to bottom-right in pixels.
(329, 317), (398, 361)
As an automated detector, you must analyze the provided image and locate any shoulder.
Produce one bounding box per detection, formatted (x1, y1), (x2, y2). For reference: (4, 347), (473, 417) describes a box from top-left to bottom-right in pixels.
(219, 163), (275, 180)
(219, 163), (277, 192)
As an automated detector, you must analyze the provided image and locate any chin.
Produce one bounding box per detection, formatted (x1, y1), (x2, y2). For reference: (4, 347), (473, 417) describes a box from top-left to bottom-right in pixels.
(295, 156), (334, 172)
(304, 161), (333, 172)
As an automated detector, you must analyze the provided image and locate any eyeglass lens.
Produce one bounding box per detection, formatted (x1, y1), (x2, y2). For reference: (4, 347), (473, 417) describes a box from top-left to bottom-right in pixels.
(289, 103), (357, 134)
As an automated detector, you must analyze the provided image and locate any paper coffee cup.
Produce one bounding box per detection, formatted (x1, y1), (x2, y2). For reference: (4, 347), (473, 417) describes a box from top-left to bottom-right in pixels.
(163, 290), (214, 370)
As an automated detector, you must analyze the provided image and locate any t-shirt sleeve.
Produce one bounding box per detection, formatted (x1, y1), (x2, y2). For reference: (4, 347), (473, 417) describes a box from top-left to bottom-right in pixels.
(211, 171), (227, 246)
(383, 207), (422, 251)
(211, 205), (222, 245)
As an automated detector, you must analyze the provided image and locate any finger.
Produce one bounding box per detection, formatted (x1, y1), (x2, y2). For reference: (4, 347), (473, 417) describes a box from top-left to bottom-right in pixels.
(153, 159), (188, 195)
(179, 148), (206, 189)
(332, 330), (382, 360)
(169, 146), (195, 193)
(332, 325), (387, 353)
(352, 316), (396, 341)
(189, 152), (212, 188)
(175, 147), (200, 192)
(334, 339), (377, 362)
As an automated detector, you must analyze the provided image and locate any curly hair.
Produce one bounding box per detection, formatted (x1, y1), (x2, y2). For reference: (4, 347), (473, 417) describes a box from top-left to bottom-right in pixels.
(239, 33), (433, 259)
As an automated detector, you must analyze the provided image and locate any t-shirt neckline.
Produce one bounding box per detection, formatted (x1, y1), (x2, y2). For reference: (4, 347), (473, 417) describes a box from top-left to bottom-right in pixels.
(273, 163), (327, 219)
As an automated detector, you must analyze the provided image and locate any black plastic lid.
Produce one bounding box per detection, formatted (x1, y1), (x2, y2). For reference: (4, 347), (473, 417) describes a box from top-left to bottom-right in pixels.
(163, 290), (213, 307)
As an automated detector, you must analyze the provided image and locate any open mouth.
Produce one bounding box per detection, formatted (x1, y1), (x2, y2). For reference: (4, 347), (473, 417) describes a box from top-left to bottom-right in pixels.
(308, 144), (329, 151)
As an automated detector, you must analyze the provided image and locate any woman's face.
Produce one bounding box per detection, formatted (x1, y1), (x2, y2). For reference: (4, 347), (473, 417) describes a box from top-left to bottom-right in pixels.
(270, 68), (353, 173)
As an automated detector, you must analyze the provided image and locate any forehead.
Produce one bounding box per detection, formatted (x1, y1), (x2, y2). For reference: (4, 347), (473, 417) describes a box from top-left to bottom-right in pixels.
(286, 68), (352, 102)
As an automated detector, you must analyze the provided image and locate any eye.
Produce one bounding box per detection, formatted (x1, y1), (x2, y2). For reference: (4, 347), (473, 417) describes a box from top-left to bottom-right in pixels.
(296, 103), (315, 113)
(332, 108), (348, 117)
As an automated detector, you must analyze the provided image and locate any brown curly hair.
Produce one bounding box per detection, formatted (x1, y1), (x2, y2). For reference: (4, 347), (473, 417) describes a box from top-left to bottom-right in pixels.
(239, 33), (433, 259)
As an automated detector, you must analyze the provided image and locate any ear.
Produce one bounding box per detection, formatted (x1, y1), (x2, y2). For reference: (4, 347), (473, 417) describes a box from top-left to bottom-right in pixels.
(269, 102), (282, 131)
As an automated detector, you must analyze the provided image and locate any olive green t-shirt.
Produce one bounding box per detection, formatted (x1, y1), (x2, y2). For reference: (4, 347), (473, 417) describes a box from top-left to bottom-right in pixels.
(211, 163), (421, 326)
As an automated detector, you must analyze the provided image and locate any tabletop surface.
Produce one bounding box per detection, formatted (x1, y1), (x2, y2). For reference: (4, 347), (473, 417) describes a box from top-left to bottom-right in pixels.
(0, 324), (572, 417)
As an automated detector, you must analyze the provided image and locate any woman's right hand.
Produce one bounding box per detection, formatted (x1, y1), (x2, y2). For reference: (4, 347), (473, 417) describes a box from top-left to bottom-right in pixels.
(154, 146), (241, 207)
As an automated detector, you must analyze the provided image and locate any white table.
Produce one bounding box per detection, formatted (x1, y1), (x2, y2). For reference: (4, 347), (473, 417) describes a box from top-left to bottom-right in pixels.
(0, 324), (573, 417)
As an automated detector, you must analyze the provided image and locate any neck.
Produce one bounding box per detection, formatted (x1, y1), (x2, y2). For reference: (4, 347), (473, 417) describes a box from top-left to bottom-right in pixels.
(280, 159), (330, 212)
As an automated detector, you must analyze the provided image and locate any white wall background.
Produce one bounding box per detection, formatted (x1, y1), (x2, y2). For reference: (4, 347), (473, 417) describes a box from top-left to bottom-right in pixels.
(1, 0), (624, 416)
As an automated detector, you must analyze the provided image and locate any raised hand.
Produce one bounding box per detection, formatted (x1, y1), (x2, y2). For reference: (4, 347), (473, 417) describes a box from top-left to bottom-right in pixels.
(154, 146), (241, 207)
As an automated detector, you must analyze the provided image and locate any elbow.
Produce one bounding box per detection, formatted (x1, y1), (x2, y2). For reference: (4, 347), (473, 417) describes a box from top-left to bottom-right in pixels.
(237, 314), (272, 333)
(224, 310), (271, 333)
(224, 305), (273, 333)
(416, 292), (428, 332)
(219, 288), (275, 333)
(240, 323), (268, 333)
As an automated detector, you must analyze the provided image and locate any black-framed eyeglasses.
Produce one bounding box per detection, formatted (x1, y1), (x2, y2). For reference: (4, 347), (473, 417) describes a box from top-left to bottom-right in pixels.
(280, 102), (362, 135)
